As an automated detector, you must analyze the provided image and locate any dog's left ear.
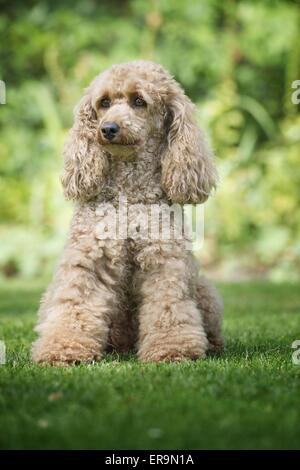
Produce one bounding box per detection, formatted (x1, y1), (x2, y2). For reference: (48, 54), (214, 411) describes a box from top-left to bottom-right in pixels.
(161, 82), (218, 204)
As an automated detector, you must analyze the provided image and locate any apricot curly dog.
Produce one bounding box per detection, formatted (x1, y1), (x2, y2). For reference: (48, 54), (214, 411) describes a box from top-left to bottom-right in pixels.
(32, 60), (224, 365)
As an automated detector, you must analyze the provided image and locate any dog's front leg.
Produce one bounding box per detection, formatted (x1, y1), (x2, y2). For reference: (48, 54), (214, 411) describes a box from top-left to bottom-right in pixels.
(135, 241), (208, 362)
(32, 235), (125, 366)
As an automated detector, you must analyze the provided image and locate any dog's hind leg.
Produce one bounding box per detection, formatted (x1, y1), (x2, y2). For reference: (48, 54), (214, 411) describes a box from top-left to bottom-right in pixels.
(196, 276), (224, 352)
(107, 309), (138, 354)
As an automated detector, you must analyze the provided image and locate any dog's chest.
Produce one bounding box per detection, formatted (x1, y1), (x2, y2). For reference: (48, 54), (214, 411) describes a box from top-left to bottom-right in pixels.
(101, 160), (164, 205)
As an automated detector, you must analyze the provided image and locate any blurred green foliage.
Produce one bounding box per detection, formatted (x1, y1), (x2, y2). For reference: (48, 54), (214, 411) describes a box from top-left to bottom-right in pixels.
(0, 0), (299, 280)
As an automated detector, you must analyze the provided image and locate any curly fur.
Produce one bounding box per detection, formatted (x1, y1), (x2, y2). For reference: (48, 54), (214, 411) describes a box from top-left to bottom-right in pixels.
(32, 60), (224, 365)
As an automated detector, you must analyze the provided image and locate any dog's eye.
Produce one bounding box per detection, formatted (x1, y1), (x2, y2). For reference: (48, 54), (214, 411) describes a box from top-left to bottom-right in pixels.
(99, 98), (111, 108)
(133, 96), (146, 107)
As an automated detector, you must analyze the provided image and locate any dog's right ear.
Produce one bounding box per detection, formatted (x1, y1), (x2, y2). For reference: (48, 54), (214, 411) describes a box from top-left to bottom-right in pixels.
(61, 93), (108, 201)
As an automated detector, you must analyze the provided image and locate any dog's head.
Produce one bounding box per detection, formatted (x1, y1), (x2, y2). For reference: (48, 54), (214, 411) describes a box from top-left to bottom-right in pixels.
(88, 61), (169, 160)
(64, 61), (218, 203)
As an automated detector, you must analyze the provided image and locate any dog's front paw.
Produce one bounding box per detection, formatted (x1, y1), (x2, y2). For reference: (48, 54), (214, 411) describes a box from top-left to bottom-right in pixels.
(31, 337), (102, 366)
(138, 329), (208, 363)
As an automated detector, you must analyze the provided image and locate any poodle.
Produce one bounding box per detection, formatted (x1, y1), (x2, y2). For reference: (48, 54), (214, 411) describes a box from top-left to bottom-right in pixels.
(32, 60), (224, 365)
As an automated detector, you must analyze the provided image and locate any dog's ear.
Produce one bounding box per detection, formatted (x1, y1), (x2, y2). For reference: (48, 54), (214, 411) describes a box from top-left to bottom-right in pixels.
(161, 82), (218, 204)
(61, 93), (108, 201)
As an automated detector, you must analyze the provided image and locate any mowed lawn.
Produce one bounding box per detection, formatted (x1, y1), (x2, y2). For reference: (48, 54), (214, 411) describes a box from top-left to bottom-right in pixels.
(0, 279), (299, 450)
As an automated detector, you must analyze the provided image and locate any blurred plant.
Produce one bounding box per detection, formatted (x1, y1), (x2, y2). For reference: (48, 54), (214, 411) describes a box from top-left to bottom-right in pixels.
(0, 0), (299, 280)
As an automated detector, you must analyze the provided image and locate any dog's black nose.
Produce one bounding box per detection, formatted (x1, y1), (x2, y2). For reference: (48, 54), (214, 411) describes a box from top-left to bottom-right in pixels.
(101, 122), (120, 141)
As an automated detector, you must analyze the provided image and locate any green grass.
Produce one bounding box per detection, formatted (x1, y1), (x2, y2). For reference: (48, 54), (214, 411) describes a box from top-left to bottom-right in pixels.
(0, 279), (299, 450)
